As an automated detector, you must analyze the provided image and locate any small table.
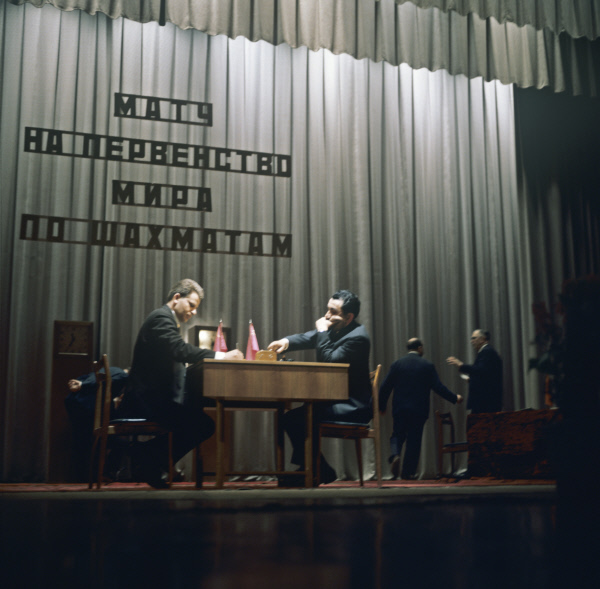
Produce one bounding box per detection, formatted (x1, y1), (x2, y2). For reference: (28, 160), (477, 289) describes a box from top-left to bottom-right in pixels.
(193, 359), (349, 488)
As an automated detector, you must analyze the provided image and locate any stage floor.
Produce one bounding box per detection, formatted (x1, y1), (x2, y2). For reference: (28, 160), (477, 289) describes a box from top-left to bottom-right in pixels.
(1, 478), (596, 589)
(0, 477), (556, 505)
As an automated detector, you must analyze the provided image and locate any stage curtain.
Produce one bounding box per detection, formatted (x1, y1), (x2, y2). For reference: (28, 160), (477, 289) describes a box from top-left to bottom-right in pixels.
(515, 86), (600, 304)
(11, 0), (600, 96)
(0, 1), (541, 482)
(394, 0), (600, 40)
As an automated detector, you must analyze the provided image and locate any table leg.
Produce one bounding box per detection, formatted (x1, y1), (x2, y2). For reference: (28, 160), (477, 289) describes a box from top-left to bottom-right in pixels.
(276, 405), (284, 472)
(216, 399), (225, 488)
(304, 402), (313, 488)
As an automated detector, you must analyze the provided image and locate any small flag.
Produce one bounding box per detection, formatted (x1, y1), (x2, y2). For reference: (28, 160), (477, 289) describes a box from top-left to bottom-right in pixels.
(246, 320), (260, 361)
(213, 320), (228, 352)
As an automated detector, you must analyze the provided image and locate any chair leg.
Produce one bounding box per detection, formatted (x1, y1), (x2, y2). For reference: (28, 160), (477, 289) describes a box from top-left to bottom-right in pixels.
(88, 435), (100, 489)
(374, 435), (382, 488)
(166, 432), (173, 487)
(316, 427), (323, 486)
(275, 406), (284, 473)
(355, 439), (364, 486)
(97, 433), (109, 489)
(194, 446), (204, 489)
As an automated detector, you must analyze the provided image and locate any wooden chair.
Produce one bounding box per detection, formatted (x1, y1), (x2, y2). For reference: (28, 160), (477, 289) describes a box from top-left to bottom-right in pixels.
(317, 364), (383, 487)
(88, 354), (174, 489)
(435, 410), (468, 478)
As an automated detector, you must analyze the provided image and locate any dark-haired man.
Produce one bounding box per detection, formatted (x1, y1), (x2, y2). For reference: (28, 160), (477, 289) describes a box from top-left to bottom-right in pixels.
(268, 290), (371, 485)
(447, 329), (503, 414)
(379, 338), (462, 480)
(123, 278), (243, 487)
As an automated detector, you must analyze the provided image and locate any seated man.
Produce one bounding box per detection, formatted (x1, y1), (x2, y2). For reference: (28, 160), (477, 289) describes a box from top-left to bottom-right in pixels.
(64, 366), (129, 481)
(268, 290), (371, 485)
(121, 278), (243, 488)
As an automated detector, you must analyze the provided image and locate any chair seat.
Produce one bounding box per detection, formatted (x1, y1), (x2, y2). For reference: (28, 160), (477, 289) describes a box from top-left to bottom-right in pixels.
(443, 442), (468, 450)
(320, 420), (370, 427)
(99, 420), (171, 436)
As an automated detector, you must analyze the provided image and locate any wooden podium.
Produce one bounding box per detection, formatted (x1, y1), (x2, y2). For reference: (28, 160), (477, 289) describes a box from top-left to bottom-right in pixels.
(193, 359), (349, 488)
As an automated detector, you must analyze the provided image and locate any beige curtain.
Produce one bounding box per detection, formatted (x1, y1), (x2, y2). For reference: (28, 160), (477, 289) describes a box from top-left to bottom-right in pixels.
(11, 0), (600, 95)
(1, 1), (541, 482)
(395, 0), (600, 39)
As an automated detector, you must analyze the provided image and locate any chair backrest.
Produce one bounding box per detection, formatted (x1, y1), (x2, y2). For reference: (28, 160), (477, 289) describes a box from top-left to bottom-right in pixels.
(436, 411), (456, 444)
(92, 354), (113, 433)
(370, 365), (382, 429)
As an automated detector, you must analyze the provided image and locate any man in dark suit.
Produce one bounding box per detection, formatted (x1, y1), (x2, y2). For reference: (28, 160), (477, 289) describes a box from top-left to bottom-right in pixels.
(379, 338), (462, 479)
(65, 367), (129, 481)
(447, 329), (503, 413)
(268, 290), (371, 485)
(123, 278), (243, 487)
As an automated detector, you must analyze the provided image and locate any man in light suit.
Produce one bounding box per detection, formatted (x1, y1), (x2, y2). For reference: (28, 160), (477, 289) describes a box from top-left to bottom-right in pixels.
(123, 278), (243, 487)
(268, 290), (371, 485)
(379, 338), (462, 479)
(447, 329), (503, 414)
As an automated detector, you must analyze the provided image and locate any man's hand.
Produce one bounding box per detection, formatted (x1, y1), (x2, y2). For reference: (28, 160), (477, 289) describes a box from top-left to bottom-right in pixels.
(113, 393), (124, 410)
(446, 356), (463, 368)
(315, 317), (332, 332)
(223, 350), (244, 360)
(267, 338), (289, 354)
(456, 394), (464, 404)
(68, 379), (82, 392)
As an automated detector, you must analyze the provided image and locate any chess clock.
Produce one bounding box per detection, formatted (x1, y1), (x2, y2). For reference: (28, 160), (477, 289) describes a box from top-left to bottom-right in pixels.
(49, 320), (94, 482)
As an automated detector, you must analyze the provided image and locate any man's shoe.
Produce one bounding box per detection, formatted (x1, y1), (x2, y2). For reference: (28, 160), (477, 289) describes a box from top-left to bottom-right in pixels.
(390, 455), (401, 480)
(148, 471), (170, 489)
(319, 462), (337, 485)
(141, 466), (170, 489)
(401, 474), (419, 481)
(131, 447), (170, 489)
(277, 473), (306, 488)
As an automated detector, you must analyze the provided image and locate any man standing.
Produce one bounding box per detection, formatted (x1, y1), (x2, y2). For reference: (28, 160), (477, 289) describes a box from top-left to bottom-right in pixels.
(447, 329), (503, 413)
(379, 338), (462, 479)
(123, 278), (243, 487)
(267, 290), (371, 485)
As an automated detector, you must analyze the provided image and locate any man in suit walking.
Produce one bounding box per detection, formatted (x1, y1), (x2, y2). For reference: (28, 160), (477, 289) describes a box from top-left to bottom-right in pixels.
(268, 290), (371, 485)
(379, 338), (462, 479)
(447, 329), (503, 413)
(123, 278), (243, 487)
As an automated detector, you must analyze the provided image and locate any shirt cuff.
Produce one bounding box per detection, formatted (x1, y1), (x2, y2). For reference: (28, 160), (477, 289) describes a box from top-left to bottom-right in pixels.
(214, 352), (225, 360)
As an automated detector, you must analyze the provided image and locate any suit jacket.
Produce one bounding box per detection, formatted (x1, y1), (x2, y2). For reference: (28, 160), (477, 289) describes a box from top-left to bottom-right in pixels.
(127, 305), (215, 407)
(459, 344), (503, 413)
(378, 352), (458, 419)
(286, 320), (371, 410)
(65, 367), (129, 418)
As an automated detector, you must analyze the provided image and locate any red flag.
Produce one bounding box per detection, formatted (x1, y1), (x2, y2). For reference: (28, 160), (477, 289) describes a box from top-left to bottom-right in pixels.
(213, 320), (228, 353)
(246, 320), (260, 361)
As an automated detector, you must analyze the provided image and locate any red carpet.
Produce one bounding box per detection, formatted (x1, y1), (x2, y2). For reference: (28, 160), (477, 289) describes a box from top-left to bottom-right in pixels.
(0, 477), (556, 493)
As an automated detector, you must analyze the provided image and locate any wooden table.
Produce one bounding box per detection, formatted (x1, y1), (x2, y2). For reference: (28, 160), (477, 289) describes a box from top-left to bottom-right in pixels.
(193, 359), (349, 488)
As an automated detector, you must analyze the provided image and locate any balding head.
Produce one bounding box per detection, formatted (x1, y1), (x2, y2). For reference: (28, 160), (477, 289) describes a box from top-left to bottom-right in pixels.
(407, 338), (424, 355)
